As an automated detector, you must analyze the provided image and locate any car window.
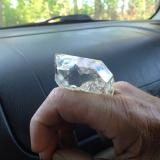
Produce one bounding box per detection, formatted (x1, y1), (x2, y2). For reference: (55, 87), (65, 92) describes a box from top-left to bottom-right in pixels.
(0, 0), (159, 28)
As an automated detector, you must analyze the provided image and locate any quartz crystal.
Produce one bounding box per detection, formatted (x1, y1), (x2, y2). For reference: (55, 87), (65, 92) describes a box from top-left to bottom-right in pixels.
(55, 54), (114, 95)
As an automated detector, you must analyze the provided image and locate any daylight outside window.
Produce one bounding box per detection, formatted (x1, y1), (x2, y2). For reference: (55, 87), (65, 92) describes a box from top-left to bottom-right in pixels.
(0, 0), (159, 28)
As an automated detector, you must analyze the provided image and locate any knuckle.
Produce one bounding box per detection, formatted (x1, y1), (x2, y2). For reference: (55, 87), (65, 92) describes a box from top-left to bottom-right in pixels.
(117, 81), (130, 87)
(30, 111), (42, 129)
(30, 113), (40, 125)
(49, 87), (65, 103)
(114, 81), (131, 91)
(115, 94), (130, 109)
(48, 87), (68, 110)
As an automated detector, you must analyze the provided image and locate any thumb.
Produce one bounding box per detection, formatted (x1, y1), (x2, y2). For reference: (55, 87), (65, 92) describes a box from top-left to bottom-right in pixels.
(52, 149), (92, 160)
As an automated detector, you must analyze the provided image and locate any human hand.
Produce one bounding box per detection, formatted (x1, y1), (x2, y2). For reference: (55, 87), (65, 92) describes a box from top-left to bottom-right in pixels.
(30, 82), (160, 160)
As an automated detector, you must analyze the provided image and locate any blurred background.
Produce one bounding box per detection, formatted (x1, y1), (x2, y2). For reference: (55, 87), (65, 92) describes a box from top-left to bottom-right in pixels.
(0, 0), (159, 27)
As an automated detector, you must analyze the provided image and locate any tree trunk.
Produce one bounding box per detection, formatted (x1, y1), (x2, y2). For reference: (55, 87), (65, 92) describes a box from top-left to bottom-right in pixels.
(73, 0), (78, 14)
(0, 0), (3, 26)
(94, 0), (102, 19)
(121, 0), (125, 16)
(157, 0), (160, 7)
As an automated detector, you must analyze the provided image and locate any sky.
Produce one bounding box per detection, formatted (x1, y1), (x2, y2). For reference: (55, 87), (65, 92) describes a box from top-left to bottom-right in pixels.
(10, 0), (17, 8)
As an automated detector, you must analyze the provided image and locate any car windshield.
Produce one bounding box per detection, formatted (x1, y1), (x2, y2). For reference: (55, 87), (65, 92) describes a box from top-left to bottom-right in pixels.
(0, 0), (159, 28)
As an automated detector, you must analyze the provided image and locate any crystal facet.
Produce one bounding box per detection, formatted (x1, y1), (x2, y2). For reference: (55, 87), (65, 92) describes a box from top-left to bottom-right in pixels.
(55, 54), (114, 95)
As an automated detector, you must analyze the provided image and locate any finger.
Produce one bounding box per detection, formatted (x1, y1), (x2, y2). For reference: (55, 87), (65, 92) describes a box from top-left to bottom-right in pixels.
(30, 87), (124, 157)
(113, 81), (160, 108)
(58, 123), (77, 148)
(30, 118), (58, 153)
(33, 87), (120, 131)
(39, 142), (57, 160)
(113, 81), (140, 96)
(113, 81), (152, 100)
(52, 149), (92, 160)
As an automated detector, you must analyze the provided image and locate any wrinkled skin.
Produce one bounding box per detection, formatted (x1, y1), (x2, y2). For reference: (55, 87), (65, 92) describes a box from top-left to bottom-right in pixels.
(30, 82), (160, 160)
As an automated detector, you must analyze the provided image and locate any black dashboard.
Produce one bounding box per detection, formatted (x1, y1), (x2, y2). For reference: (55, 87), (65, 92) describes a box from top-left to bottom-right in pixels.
(0, 20), (160, 159)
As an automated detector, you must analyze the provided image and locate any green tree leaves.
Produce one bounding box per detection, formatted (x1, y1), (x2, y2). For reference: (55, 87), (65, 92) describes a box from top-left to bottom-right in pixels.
(0, 0), (158, 27)
(0, 0), (3, 26)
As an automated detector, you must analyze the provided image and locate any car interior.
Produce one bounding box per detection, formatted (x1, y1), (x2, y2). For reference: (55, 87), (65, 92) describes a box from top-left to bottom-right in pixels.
(1, 1), (160, 159)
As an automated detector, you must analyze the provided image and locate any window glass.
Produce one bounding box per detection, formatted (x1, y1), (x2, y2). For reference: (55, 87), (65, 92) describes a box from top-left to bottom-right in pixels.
(0, 0), (159, 27)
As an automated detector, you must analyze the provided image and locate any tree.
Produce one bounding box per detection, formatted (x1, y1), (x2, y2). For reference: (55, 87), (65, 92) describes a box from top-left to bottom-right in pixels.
(104, 0), (118, 19)
(127, 0), (156, 20)
(1, 0), (158, 27)
(73, 0), (78, 14)
(0, 0), (3, 26)
(3, 0), (18, 26)
(94, 0), (103, 19)
(121, 0), (125, 17)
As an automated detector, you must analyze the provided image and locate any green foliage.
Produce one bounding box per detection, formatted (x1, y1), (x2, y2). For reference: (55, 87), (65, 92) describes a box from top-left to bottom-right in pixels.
(0, 0), (158, 27)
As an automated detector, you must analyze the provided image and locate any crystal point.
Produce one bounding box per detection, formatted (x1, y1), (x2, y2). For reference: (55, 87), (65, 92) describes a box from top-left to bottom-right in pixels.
(55, 54), (114, 95)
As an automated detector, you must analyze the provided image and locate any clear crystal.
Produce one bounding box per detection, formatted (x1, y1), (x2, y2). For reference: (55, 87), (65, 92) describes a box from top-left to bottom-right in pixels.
(55, 54), (114, 95)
